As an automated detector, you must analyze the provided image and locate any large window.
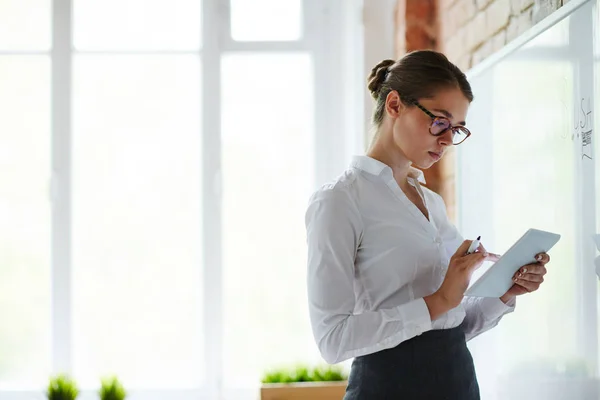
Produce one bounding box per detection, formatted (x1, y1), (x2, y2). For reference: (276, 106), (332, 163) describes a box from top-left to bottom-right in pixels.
(0, 0), (362, 398)
(458, 4), (599, 399)
(0, 0), (52, 388)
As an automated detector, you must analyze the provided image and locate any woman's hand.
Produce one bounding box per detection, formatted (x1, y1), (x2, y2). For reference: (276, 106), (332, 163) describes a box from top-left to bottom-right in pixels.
(425, 240), (499, 320)
(500, 252), (550, 304)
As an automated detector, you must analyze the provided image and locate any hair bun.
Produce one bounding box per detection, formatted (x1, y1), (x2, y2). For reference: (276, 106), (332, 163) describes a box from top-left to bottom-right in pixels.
(367, 59), (395, 99)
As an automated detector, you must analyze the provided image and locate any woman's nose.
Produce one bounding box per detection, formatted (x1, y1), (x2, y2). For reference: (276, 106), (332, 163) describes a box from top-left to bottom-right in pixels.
(437, 128), (453, 146)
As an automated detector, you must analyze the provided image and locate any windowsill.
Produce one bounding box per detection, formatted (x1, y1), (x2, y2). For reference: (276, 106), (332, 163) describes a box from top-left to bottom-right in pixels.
(0, 387), (264, 400)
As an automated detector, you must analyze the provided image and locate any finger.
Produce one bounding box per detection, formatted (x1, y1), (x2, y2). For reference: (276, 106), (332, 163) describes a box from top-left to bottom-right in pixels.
(513, 272), (544, 283)
(535, 253), (550, 264)
(455, 240), (473, 257)
(463, 251), (493, 272)
(517, 264), (547, 276)
(512, 278), (541, 293)
(477, 243), (500, 262)
(487, 253), (501, 262)
(477, 242), (487, 254)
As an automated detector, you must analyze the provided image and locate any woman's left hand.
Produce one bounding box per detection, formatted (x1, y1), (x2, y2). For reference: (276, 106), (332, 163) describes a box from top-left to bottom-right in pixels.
(500, 252), (550, 303)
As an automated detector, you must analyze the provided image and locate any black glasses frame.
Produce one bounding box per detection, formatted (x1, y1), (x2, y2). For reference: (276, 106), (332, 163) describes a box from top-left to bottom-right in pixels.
(411, 100), (471, 145)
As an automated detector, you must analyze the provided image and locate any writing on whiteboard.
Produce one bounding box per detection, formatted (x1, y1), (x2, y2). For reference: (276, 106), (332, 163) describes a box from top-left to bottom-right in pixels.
(574, 97), (593, 159)
(582, 130), (592, 160)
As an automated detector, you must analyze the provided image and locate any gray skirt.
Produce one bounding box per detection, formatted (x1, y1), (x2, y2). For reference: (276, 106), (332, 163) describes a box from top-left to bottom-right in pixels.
(343, 325), (480, 400)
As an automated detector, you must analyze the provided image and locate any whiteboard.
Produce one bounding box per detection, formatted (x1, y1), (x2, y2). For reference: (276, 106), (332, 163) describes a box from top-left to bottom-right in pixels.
(456, 0), (599, 399)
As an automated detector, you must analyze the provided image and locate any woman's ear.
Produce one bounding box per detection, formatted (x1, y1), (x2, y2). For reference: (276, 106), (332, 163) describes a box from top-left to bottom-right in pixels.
(384, 90), (405, 119)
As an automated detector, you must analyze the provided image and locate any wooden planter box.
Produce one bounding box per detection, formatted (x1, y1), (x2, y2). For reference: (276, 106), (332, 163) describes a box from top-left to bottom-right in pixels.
(260, 381), (347, 400)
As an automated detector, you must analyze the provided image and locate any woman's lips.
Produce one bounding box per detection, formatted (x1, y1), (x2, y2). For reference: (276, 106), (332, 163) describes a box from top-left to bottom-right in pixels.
(428, 151), (442, 161)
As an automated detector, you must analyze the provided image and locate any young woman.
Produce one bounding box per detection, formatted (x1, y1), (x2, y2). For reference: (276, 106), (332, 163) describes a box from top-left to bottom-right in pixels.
(305, 50), (550, 399)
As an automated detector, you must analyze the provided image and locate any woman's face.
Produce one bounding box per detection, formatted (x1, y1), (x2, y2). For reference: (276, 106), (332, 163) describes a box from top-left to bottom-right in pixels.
(387, 87), (470, 169)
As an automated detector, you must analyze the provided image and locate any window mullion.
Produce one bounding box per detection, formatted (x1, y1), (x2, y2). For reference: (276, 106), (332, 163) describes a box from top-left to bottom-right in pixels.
(51, 0), (73, 375)
(202, 0), (224, 397)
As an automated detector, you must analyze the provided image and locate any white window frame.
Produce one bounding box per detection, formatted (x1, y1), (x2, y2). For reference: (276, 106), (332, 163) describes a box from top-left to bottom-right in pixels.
(0, 0), (368, 399)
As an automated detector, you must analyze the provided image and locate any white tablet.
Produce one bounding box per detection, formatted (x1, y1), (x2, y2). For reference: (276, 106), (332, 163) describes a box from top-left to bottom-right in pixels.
(465, 228), (561, 298)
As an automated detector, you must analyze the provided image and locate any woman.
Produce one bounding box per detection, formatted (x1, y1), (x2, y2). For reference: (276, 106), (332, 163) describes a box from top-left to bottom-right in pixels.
(304, 50), (550, 399)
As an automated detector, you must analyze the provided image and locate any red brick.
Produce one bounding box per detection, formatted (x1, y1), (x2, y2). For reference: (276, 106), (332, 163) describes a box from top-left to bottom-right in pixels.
(406, 24), (435, 50)
(395, 0), (407, 55)
(406, 0), (435, 22)
(486, 0), (511, 36)
(404, 0), (437, 52)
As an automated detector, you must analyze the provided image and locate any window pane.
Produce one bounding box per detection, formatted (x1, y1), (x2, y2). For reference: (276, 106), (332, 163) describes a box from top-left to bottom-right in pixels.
(489, 60), (578, 389)
(230, 0), (302, 41)
(72, 55), (203, 388)
(521, 15), (569, 49)
(0, 56), (51, 386)
(221, 53), (320, 387)
(0, 0), (51, 51)
(464, 17), (587, 399)
(73, 0), (201, 51)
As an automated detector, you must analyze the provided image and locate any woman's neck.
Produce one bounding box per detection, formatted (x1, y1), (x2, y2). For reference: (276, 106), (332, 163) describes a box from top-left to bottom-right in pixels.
(367, 134), (412, 187)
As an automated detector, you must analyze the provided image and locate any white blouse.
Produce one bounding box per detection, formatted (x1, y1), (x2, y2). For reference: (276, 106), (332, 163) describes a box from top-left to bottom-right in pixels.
(305, 155), (515, 364)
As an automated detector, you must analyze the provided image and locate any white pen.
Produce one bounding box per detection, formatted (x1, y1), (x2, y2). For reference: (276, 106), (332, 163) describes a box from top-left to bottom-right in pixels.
(466, 236), (481, 255)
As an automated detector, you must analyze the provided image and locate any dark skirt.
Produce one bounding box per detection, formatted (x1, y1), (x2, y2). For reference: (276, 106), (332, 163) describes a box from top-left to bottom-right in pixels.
(343, 325), (479, 400)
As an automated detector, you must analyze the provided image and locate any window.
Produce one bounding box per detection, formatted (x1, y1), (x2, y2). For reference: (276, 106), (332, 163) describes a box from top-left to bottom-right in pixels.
(0, 0), (362, 398)
(221, 53), (318, 386)
(0, 55), (51, 388)
(71, 55), (204, 388)
(229, 0), (302, 41)
(73, 0), (202, 50)
(0, 0), (52, 387)
(458, 8), (598, 400)
(0, 0), (51, 51)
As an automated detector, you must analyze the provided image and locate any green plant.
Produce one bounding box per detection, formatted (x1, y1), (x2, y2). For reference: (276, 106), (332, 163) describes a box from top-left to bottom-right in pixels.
(46, 374), (79, 400)
(312, 364), (347, 382)
(261, 364), (348, 384)
(99, 376), (127, 400)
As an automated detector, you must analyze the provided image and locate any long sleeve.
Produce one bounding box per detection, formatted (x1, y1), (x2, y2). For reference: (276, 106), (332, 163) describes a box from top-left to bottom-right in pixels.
(461, 296), (515, 341)
(433, 192), (516, 341)
(305, 188), (432, 364)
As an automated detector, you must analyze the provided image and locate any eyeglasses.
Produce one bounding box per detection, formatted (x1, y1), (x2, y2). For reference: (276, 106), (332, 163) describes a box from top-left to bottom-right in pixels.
(411, 100), (471, 145)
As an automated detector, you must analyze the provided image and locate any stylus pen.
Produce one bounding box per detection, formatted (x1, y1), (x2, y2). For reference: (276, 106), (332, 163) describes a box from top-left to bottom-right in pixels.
(466, 236), (481, 255)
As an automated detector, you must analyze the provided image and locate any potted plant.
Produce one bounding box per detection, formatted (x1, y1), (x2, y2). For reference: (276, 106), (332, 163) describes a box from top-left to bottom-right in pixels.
(260, 364), (348, 400)
(99, 376), (127, 400)
(46, 374), (79, 400)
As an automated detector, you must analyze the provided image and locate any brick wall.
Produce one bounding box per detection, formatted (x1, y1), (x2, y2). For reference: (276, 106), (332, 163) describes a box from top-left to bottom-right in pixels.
(395, 0), (566, 220)
(441, 0), (565, 71)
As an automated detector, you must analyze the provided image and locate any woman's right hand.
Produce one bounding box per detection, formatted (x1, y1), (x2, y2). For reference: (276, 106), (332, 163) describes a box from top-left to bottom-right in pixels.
(424, 240), (499, 320)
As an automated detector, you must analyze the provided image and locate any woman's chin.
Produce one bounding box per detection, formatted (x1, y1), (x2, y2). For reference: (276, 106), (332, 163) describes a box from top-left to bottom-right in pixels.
(414, 158), (436, 170)
(420, 152), (443, 169)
